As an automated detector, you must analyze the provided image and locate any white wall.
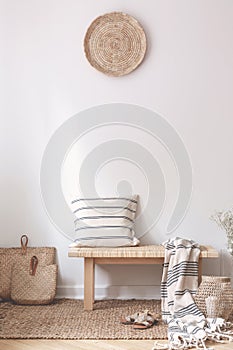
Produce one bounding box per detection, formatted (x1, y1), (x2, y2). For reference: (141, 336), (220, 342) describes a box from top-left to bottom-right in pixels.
(1, 0), (233, 298)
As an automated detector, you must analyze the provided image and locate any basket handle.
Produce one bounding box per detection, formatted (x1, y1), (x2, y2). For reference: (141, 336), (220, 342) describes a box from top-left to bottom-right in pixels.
(30, 256), (38, 276)
(21, 235), (28, 255)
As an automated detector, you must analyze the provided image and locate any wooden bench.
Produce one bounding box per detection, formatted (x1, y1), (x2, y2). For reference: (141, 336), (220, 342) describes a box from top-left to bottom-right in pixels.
(68, 244), (218, 310)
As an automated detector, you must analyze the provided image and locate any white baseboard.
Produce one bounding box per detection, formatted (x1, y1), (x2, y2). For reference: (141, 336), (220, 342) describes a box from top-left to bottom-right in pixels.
(56, 285), (161, 300)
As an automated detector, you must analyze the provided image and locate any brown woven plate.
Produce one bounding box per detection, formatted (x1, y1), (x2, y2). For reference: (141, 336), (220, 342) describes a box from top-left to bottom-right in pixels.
(84, 12), (147, 76)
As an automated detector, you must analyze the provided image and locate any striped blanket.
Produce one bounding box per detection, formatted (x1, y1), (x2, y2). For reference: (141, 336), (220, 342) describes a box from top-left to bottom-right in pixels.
(158, 237), (233, 349)
(161, 237), (206, 347)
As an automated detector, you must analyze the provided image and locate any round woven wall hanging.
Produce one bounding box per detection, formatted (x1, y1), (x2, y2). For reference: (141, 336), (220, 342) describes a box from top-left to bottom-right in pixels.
(84, 12), (147, 77)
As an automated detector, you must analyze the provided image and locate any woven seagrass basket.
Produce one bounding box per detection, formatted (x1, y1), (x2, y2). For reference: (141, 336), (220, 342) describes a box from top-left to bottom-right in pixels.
(0, 235), (56, 300)
(195, 276), (233, 320)
(11, 255), (57, 305)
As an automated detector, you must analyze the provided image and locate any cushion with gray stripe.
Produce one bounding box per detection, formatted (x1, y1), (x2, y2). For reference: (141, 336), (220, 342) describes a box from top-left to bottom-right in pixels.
(70, 195), (139, 247)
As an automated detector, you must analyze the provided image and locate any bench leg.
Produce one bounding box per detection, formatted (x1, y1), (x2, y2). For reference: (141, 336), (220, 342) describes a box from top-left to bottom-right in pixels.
(84, 258), (95, 310)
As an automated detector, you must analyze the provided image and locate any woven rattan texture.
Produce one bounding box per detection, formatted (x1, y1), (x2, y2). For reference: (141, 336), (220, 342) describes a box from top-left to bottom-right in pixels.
(84, 12), (146, 76)
(68, 245), (218, 258)
(195, 276), (233, 321)
(0, 247), (56, 299)
(0, 299), (166, 339)
(11, 262), (57, 305)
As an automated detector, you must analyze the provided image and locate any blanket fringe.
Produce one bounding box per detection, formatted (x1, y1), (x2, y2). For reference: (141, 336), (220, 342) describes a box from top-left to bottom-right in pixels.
(152, 320), (233, 350)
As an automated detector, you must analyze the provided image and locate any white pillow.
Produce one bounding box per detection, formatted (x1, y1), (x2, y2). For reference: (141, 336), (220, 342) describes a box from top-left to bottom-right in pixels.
(70, 195), (139, 247)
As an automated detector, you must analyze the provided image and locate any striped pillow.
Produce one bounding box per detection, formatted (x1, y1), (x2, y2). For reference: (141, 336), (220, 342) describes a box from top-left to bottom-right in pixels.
(69, 195), (139, 247)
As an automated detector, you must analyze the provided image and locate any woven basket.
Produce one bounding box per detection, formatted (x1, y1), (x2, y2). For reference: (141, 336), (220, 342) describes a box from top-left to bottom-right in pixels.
(11, 255), (57, 305)
(0, 235), (56, 299)
(195, 276), (233, 320)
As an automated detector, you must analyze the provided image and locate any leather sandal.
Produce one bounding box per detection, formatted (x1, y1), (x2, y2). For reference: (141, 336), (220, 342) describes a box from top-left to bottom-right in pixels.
(133, 310), (157, 329)
(120, 312), (140, 325)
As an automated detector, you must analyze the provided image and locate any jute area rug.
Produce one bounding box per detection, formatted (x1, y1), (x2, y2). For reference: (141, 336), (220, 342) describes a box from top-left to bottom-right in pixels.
(0, 299), (167, 340)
